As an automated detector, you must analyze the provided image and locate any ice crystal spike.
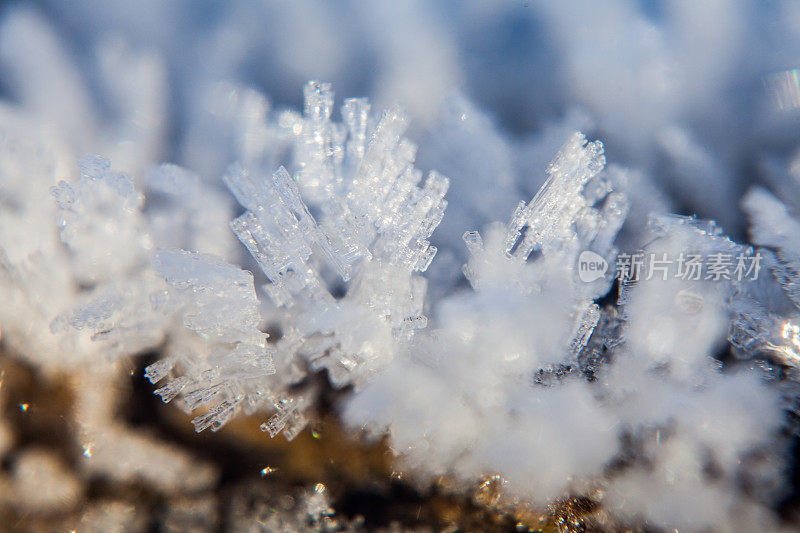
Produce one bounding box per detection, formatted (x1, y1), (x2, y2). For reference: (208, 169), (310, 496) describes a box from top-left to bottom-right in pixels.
(342, 97), (370, 166)
(154, 378), (188, 403)
(149, 249), (281, 432)
(226, 165), (334, 306)
(463, 132), (623, 299)
(504, 133), (605, 261)
(295, 80), (344, 202)
(191, 399), (238, 433)
(135, 81), (450, 437)
(260, 398), (308, 441)
(144, 359), (174, 384)
(135, 82), (452, 435)
(569, 303), (600, 357)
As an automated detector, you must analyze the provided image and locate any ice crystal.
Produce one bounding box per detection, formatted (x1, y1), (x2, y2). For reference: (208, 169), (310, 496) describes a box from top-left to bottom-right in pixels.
(227, 81), (447, 386)
(0, 88), (223, 496)
(1, 47), (795, 528)
(738, 186), (800, 367)
(345, 132), (628, 502)
(343, 129), (785, 531)
(45, 159), (171, 360)
(146, 82), (449, 437)
(51, 155), (150, 283)
(148, 249), (275, 433)
(0, 0), (798, 526)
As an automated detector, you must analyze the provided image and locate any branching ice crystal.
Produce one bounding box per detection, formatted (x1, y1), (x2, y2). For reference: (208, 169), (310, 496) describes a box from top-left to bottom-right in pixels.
(147, 249), (276, 433)
(503, 133), (607, 260)
(0, 105), (223, 494)
(225, 81), (448, 388)
(147, 82), (449, 438)
(2, 67), (785, 529)
(461, 133), (627, 367)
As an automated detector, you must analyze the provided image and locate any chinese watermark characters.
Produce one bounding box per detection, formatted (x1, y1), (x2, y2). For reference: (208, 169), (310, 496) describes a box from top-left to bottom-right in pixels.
(577, 251), (762, 283)
(615, 251), (761, 283)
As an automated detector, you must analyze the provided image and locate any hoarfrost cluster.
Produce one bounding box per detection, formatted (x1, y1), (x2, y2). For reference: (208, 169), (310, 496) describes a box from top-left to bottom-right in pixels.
(1, 1), (800, 531)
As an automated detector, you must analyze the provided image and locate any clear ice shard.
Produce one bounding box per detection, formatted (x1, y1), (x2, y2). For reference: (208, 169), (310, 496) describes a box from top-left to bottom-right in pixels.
(504, 132), (607, 261)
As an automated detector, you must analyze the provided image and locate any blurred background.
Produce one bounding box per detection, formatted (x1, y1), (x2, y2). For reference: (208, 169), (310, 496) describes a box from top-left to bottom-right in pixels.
(2, 1), (800, 234)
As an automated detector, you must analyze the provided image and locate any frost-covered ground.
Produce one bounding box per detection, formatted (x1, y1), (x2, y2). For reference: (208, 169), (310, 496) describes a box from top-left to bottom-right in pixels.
(2, 1), (800, 531)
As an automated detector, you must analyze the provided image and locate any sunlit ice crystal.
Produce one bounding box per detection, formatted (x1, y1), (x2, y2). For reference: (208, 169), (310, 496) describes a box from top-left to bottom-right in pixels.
(149, 250), (278, 433)
(42, 152), (276, 434)
(463, 132), (626, 302)
(226, 164), (340, 306)
(223, 81), (448, 391)
(153, 249), (265, 343)
(47, 156), (238, 363)
(143, 80), (450, 437)
(503, 132), (607, 261)
(459, 132), (628, 372)
(147, 214), (303, 434)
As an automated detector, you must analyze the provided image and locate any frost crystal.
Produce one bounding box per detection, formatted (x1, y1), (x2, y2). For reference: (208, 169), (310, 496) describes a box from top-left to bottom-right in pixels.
(503, 133), (607, 260)
(1, 59), (793, 529)
(345, 132), (629, 502)
(52, 155), (150, 283)
(226, 81), (447, 386)
(738, 186), (800, 366)
(0, 86), (223, 495)
(147, 249), (275, 433)
(147, 82), (449, 438)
